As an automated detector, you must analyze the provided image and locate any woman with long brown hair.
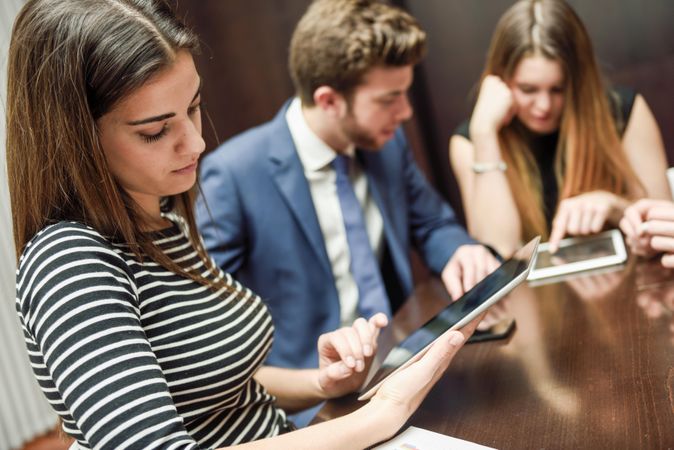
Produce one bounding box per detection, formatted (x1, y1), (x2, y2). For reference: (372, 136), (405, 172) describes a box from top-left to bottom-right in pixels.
(7, 0), (479, 448)
(450, 0), (670, 257)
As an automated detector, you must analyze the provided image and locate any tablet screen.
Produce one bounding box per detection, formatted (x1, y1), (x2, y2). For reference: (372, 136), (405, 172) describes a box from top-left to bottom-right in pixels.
(360, 238), (538, 395)
(527, 230), (627, 282)
(534, 234), (615, 269)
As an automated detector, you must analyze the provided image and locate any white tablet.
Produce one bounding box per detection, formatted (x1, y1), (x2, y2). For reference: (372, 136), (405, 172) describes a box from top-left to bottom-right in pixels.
(527, 229), (627, 282)
(358, 236), (540, 401)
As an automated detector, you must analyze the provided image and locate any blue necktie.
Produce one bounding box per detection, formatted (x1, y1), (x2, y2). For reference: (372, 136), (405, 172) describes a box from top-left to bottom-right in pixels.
(333, 154), (392, 320)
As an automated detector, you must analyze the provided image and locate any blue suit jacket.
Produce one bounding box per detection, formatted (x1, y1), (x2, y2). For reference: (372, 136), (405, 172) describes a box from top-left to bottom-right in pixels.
(196, 102), (475, 368)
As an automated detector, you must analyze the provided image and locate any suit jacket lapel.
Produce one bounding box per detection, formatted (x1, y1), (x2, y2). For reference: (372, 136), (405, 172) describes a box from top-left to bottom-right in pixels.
(267, 106), (333, 277)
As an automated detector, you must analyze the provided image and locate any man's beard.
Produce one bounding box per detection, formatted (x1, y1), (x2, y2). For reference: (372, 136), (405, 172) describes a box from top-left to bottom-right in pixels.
(339, 112), (384, 151)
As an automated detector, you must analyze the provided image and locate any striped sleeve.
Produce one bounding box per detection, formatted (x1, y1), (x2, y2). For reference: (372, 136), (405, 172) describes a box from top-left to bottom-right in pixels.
(16, 223), (208, 450)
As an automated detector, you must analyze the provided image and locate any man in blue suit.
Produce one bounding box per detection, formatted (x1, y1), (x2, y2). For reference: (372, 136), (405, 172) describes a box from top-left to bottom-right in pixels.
(196, 0), (499, 370)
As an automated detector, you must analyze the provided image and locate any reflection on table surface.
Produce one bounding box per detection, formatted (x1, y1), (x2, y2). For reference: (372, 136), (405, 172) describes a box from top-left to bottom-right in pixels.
(312, 258), (674, 449)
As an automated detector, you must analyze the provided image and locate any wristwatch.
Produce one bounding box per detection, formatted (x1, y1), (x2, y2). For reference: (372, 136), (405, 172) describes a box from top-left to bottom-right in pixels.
(471, 161), (507, 174)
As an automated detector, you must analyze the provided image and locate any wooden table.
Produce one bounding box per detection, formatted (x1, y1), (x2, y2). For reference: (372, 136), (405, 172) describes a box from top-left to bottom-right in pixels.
(313, 259), (674, 449)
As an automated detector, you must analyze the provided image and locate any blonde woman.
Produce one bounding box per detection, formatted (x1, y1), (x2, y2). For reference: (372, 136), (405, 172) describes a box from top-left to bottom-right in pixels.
(450, 0), (669, 257)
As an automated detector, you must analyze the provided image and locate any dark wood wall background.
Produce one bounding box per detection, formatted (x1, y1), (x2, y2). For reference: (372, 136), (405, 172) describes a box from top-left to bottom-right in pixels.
(173, 0), (674, 224)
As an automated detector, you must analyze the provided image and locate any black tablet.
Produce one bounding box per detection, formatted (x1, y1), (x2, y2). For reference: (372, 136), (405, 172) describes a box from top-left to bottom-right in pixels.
(358, 236), (540, 401)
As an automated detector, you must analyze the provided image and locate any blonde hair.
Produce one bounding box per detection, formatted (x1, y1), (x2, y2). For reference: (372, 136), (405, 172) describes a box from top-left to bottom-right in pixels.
(289, 0), (427, 106)
(7, 0), (226, 291)
(482, 0), (643, 240)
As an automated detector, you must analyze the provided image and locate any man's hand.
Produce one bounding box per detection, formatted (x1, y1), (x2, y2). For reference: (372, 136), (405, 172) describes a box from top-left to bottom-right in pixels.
(441, 244), (500, 300)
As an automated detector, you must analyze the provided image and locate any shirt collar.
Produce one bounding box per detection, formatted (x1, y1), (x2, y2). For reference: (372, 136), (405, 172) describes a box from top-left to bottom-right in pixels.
(285, 97), (355, 172)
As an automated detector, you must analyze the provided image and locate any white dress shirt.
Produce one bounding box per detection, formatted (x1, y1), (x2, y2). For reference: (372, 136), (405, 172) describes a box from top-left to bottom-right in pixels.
(285, 98), (385, 326)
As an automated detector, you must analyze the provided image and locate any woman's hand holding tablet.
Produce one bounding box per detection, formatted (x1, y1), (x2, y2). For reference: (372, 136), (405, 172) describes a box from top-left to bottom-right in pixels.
(364, 314), (484, 433)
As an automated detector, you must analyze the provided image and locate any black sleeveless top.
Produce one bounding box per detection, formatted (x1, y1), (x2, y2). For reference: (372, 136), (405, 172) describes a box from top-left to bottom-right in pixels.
(452, 86), (637, 226)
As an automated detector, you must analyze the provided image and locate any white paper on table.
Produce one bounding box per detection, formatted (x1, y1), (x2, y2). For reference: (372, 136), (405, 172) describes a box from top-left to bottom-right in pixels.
(373, 426), (497, 450)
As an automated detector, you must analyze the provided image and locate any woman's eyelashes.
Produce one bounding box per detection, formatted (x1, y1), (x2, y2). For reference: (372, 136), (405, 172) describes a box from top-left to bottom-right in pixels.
(141, 123), (168, 143)
(188, 101), (201, 116)
(517, 85), (565, 95)
(139, 102), (201, 143)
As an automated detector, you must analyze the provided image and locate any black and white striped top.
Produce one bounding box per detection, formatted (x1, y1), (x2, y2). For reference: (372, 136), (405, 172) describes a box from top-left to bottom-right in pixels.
(15, 219), (288, 449)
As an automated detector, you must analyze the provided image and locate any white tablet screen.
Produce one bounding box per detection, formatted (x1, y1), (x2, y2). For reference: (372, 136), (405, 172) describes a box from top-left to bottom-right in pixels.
(534, 234), (615, 269)
(528, 230), (626, 281)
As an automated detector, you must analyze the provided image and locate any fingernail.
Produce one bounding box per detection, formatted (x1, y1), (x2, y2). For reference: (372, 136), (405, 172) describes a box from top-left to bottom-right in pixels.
(363, 344), (372, 357)
(346, 356), (355, 368)
(449, 333), (465, 347)
(356, 360), (364, 372)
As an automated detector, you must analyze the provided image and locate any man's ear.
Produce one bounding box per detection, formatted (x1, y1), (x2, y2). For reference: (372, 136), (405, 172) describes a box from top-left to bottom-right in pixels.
(313, 86), (347, 118)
